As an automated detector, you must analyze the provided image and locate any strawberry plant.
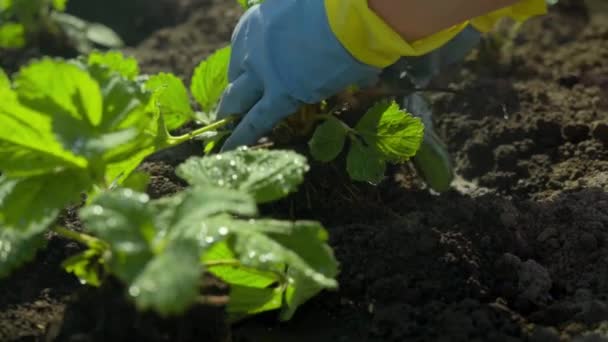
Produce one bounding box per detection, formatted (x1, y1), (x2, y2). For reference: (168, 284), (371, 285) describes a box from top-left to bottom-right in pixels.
(63, 149), (337, 319)
(308, 100), (424, 183)
(0, 0), (426, 321)
(0, 50), (337, 320)
(0, 0), (122, 52)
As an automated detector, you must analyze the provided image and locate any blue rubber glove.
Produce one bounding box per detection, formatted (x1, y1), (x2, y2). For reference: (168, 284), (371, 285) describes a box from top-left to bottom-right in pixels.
(215, 0), (381, 151)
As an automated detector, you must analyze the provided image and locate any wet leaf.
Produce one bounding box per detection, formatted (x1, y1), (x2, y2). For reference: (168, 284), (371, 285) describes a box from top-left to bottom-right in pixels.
(204, 241), (277, 288)
(227, 219), (338, 288)
(176, 149), (309, 204)
(80, 188), (156, 283)
(0, 224), (47, 278)
(81, 182), (337, 317)
(129, 239), (201, 315)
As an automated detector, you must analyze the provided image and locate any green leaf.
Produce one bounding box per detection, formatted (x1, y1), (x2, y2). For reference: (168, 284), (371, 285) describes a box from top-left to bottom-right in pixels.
(1, 59), (156, 180)
(281, 268), (326, 321)
(0, 23), (25, 48)
(129, 239), (201, 315)
(354, 100), (424, 162)
(176, 149), (308, 204)
(98, 77), (156, 132)
(15, 58), (103, 127)
(308, 117), (348, 162)
(104, 145), (156, 186)
(80, 188), (156, 283)
(146, 73), (194, 131)
(411, 132), (454, 192)
(168, 187), (258, 235)
(346, 139), (386, 184)
(199, 217), (338, 319)
(86, 23), (124, 48)
(204, 241), (277, 288)
(88, 51), (139, 80)
(81, 187), (254, 315)
(0, 95), (88, 176)
(0, 172), (88, 231)
(205, 226), (283, 320)
(62, 248), (104, 287)
(0, 225), (47, 278)
(0, 174), (51, 278)
(0, 68), (10, 91)
(82, 185), (337, 318)
(0, 0), (13, 10)
(52, 0), (66, 11)
(190, 46), (230, 114)
(227, 285), (283, 319)
(120, 171), (150, 192)
(224, 219), (338, 288)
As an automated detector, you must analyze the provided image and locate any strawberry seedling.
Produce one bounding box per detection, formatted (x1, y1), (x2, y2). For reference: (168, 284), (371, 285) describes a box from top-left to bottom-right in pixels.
(0, 50), (337, 320)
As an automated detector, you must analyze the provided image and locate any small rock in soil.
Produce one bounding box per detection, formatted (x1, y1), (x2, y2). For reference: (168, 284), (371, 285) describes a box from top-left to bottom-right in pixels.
(529, 326), (561, 342)
(518, 260), (552, 305)
(592, 122), (608, 144)
(562, 123), (591, 143)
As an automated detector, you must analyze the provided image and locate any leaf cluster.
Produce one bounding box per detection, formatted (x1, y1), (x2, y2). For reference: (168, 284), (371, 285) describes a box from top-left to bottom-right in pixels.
(0, 49), (336, 320)
(71, 149), (337, 319)
(309, 100), (424, 183)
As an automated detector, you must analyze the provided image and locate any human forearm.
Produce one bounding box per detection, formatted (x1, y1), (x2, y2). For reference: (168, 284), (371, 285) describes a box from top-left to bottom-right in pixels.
(368, 0), (518, 41)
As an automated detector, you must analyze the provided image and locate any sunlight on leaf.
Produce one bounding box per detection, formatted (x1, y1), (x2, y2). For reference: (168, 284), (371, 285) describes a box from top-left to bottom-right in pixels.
(176, 149), (309, 204)
(191, 46), (231, 115)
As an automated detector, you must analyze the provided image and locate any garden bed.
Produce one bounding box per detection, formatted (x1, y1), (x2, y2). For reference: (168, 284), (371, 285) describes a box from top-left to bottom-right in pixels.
(1, 0), (607, 341)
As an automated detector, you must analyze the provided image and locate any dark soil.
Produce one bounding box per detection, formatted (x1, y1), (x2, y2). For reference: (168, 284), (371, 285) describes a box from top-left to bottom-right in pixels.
(1, 0), (608, 341)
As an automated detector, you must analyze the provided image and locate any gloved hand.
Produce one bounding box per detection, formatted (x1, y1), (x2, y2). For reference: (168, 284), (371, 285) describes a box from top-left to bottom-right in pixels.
(215, 0), (381, 151)
(216, 0), (548, 152)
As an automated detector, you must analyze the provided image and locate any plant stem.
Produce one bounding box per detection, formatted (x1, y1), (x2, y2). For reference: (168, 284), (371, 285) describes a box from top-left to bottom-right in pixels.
(164, 115), (239, 147)
(52, 226), (107, 248)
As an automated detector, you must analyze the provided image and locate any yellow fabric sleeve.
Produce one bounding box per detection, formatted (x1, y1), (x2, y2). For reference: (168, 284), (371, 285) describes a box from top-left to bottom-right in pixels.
(470, 0), (548, 32)
(325, 0), (547, 68)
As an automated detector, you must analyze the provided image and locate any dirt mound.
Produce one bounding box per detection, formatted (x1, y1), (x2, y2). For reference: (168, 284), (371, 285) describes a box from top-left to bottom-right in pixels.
(433, 1), (608, 199)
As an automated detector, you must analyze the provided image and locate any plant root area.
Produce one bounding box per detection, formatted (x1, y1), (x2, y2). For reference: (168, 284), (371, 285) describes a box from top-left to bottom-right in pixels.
(1, 0), (608, 341)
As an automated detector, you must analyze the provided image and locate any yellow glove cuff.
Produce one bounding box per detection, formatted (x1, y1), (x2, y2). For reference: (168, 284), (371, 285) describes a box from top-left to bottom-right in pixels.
(325, 0), (548, 68)
(325, 0), (467, 68)
(470, 0), (548, 32)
